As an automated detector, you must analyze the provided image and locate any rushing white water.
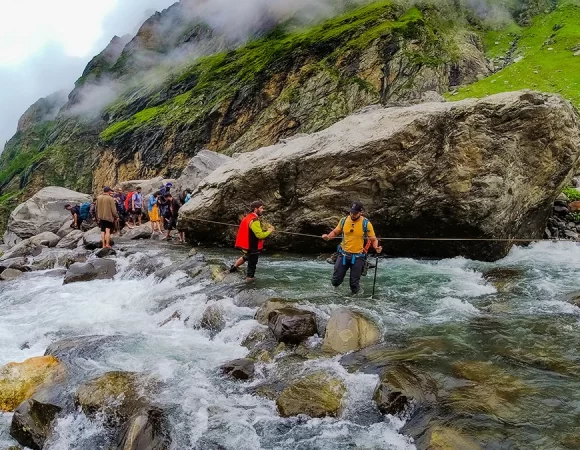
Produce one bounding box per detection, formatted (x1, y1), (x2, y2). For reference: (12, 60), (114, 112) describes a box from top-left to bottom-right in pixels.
(1, 240), (580, 449)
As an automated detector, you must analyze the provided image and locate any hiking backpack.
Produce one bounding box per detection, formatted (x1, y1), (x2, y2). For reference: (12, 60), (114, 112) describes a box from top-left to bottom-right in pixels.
(79, 202), (91, 221)
(124, 191), (135, 210)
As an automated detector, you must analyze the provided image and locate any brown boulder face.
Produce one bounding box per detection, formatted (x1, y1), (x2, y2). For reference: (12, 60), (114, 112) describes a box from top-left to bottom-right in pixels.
(268, 307), (317, 344)
(254, 299), (292, 325)
(373, 364), (437, 416)
(0, 356), (66, 412)
(323, 307), (381, 354)
(116, 407), (171, 450)
(569, 200), (580, 212)
(180, 91), (580, 261)
(74, 372), (151, 424)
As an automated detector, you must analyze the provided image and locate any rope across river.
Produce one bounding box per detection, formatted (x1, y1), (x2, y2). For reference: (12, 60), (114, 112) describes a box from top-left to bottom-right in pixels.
(186, 217), (570, 244)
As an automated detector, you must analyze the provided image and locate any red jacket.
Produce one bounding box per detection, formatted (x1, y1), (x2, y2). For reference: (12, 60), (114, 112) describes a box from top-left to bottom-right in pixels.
(235, 213), (264, 251)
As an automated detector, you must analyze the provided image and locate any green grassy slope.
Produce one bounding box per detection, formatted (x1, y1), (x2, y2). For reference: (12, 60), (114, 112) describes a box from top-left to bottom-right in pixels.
(450, 1), (580, 107)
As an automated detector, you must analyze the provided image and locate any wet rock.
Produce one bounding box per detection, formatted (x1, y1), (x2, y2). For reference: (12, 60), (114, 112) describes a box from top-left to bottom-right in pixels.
(482, 267), (524, 292)
(45, 269), (67, 278)
(373, 364), (437, 416)
(323, 307), (381, 354)
(242, 327), (278, 358)
(419, 425), (482, 450)
(180, 91), (580, 261)
(200, 304), (226, 333)
(7, 187), (91, 239)
(123, 224), (153, 240)
(75, 371), (151, 424)
(0, 238), (42, 261)
(45, 335), (124, 367)
(95, 247), (117, 258)
(55, 230), (84, 249)
(268, 307), (317, 344)
(0, 356), (66, 412)
(63, 259), (117, 284)
(567, 290), (580, 307)
(0, 268), (23, 281)
(154, 255), (208, 280)
(220, 358), (255, 380)
(277, 372), (346, 418)
(10, 398), (62, 450)
(233, 289), (270, 308)
(158, 311), (181, 327)
(116, 406), (171, 450)
(254, 299), (292, 325)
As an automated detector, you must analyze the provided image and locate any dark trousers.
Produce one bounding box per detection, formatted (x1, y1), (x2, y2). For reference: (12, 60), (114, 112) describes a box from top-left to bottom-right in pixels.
(332, 255), (365, 294)
(246, 252), (260, 278)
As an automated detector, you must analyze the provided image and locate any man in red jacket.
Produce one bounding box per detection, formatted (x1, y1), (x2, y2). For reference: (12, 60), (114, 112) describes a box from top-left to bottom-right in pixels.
(229, 201), (275, 281)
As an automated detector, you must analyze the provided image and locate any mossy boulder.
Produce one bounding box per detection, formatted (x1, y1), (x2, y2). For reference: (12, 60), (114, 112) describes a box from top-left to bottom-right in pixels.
(0, 356), (65, 412)
(74, 371), (152, 424)
(276, 372), (346, 418)
(254, 299), (292, 325)
(323, 307), (381, 354)
(424, 425), (482, 450)
(373, 364), (437, 416)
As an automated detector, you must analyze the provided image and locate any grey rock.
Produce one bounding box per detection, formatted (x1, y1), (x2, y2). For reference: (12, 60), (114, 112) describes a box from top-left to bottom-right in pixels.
(7, 187), (91, 239)
(95, 247), (117, 258)
(30, 231), (61, 248)
(3, 230), (22, 247)
(220, 358), (255, 380)
(553, 199), (568, 207)
(564, 230), (578, 240)
(123, 224), (153, 240)
(0, 238), (43, 261)
(63, 259), (117, 284)
(0, 257), (30, 272)
(56, 230), (84, 249)
(179, 91), (580, 261)
(554, 206), (570, 214)
(10, 398), (62, 450)
(268, 307), (318, 344)
(420, 91), (445, 103)
(173, 149), (232, 195)
(154, 256), (208, 280)
(83, 228), (115, 250)
(118, 177), (175, 199)
(200, 304), (226, 333)
(556, 192), (569, 201)
(0, 268), (23, 281)
(56, 220), (74, 238)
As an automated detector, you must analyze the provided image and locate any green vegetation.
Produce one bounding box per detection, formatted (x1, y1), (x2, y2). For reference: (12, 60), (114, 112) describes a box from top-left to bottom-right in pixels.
(563, 186), (580, 201)
(450, 2), (580, 108)
(100, 1), (456, 142)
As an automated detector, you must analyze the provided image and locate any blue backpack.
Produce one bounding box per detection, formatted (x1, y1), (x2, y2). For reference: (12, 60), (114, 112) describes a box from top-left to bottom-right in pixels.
(79, 202), (91, 221)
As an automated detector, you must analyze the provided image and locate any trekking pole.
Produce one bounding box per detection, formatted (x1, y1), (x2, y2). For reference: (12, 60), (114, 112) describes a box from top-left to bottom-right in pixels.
(372, 255), (379, 299)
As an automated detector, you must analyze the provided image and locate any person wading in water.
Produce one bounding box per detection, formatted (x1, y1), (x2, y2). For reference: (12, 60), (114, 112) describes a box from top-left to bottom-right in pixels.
(322, 201), (382, 294)
(96, 187), (119, 249)
(229, 201), (274, 281)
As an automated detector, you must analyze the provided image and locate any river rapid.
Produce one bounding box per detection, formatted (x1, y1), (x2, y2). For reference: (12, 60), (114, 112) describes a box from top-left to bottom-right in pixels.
(1, 240), (580, 449)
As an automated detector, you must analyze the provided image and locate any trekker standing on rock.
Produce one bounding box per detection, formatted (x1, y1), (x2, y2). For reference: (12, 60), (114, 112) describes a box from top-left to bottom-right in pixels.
(322, 201), (382, 294)
(131, 186), (143, 227)
(96, 187), (119, 249)
(229, 201), (275, 281)
(148, 191), (162, 234)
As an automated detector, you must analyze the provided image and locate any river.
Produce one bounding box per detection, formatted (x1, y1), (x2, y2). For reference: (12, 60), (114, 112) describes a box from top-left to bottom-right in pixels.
(1, 240), (580, 449)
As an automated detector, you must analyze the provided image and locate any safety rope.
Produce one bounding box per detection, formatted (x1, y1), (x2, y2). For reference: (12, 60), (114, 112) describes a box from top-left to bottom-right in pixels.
(186, 217), (570, 243)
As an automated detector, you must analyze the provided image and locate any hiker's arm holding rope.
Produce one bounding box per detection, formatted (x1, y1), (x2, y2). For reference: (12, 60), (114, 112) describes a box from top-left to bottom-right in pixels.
(369, 236), (382, 254)
(322, 226), (342, 241)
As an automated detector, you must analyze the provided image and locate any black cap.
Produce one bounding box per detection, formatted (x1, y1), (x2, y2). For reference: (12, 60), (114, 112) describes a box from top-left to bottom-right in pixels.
(104, 187), (112, 193)
(350, 201), (364, 213)
(250, 201), (264, 210)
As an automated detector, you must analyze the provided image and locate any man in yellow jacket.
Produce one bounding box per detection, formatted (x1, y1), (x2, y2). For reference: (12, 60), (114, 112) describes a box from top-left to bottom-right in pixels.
(322, 202), (382, 294)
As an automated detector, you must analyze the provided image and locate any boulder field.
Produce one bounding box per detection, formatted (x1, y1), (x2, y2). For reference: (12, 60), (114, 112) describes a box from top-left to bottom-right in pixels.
(179, 91), (580, 261)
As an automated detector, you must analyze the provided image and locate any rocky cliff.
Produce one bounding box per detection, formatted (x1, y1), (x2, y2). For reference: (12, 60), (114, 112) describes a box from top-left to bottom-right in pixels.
(179, 91), (580, 261)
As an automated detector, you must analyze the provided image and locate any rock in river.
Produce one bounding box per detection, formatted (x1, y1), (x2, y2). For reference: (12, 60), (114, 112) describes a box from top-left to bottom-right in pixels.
(323, 307), (381, 354)
(220, 358), (255, 380)
(180, 91), (580, 261)
(116, 407), (171, 450)
(268, 307), (317, 344)
(277, 372), (346, 418)
(63, 259), (117, 284)
(10, 398), (62, 450)
(0, 356), (65, 412)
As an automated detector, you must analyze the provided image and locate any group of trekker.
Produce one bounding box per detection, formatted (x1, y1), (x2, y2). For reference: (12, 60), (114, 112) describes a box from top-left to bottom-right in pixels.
(65, 183), (193, 248)
(230, 200), (382, 293)
(68, 188), (380, 293)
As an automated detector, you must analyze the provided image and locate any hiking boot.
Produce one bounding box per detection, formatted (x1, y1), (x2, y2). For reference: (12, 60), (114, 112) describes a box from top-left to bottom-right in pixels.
(229, 265), (238, 273)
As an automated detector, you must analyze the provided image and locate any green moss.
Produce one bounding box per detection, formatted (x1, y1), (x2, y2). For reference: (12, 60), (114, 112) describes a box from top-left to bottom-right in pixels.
(563, 186), (580, 201)
(449, 3), (580, 107)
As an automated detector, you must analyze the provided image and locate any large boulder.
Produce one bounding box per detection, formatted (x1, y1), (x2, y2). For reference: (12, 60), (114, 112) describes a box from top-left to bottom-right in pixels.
(172, 150), (232, 195)
(6, 187), (91, 239)
(268, 307), (317, 344)
(10, 398), (62, 450)
(0, 356), (65, 412)
(276, 372), (346, 418)
(179, 91), (580, 261)
(75, 371), (151, 424)
(323, 307), (381, 354)
(83, 227), (115, 250)
(122, 223), (153, 240)
(63, 259), (117, 284)
(0, 268), (24, 281)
